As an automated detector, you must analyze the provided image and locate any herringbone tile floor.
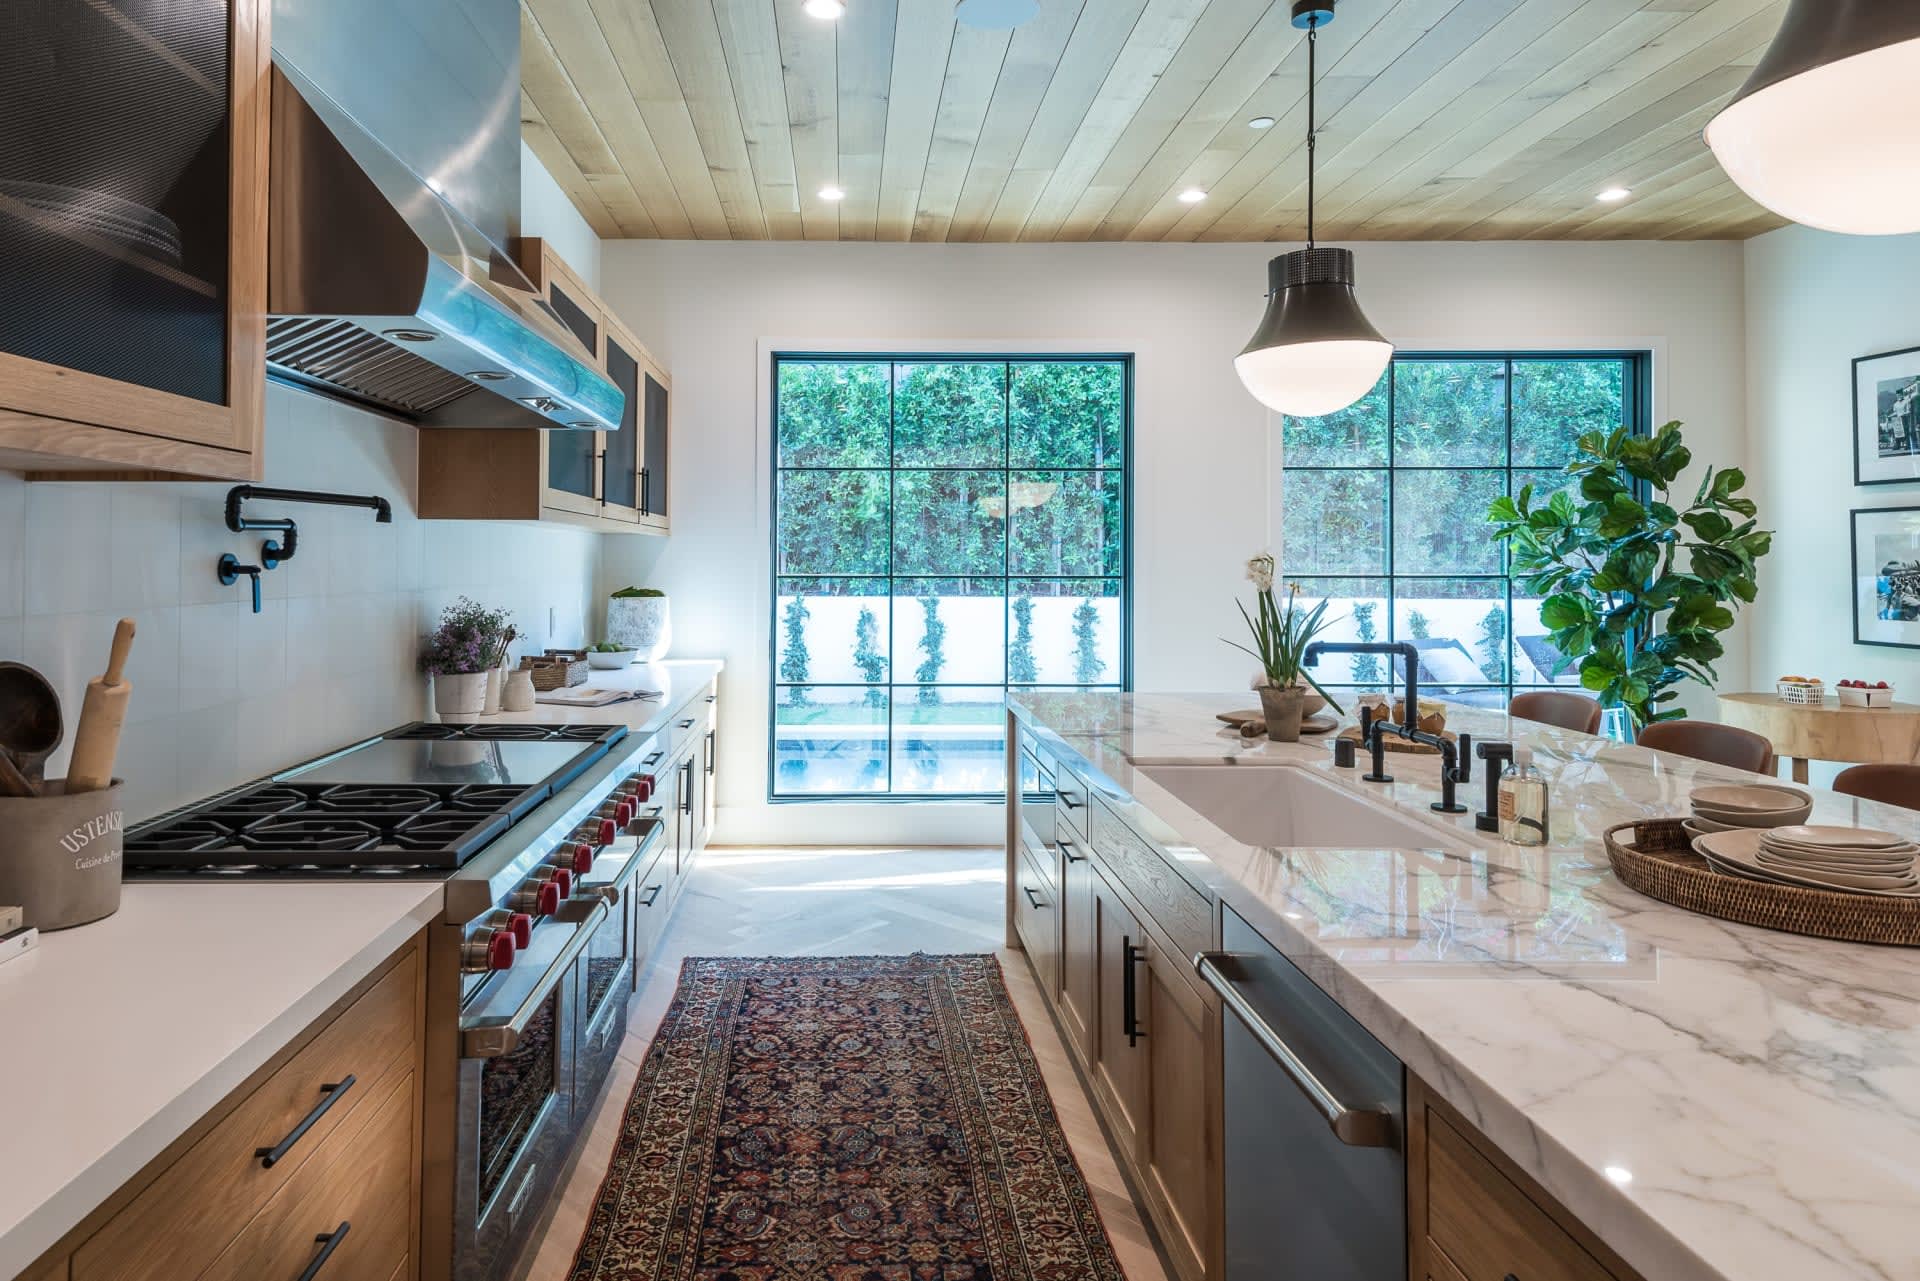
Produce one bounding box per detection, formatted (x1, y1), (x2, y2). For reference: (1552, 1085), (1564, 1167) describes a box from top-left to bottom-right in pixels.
(521, 846), (1171, 1281)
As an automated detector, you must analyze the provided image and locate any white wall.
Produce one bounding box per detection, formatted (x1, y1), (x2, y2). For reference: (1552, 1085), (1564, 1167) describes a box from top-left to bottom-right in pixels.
(0, 385), (599, 822)
(595, 239), (1749, 843)
(1744, 224), (1920, 782)
(520, 142), (601, 290)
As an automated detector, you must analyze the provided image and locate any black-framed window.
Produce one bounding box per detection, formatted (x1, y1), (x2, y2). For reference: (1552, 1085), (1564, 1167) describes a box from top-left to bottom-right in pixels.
(770, 355), (1132, 799)
(1281, 353), (1651, 707)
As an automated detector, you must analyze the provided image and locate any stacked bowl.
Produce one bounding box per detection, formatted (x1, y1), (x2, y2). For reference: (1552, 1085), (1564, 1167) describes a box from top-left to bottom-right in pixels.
(1681, 783), (1812, 837)
(1693, 825), (1920, 896)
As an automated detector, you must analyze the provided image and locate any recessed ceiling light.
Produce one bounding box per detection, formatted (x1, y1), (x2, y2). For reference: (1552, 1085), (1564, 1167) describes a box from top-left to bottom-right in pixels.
(1597, 186), (1632, 202)
(1178, 188), (1207, 204)
(955, 0), (1037, 29)
(818, 184), (846, 201)
(803, 0), (844, 18)
(1248, 116), (1277, 130)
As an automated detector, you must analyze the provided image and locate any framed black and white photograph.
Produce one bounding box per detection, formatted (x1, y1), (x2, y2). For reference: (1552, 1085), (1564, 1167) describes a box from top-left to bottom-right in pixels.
(1852, 507), (1920, 648)
(1854, 345), (1920, 485)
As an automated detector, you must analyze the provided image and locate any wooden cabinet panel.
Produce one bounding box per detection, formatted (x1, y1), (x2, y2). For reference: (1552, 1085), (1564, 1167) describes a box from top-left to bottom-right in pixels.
(1141, 945), (1217, 1281)
(1057, 837), (1097, 1061)
(74, 946), (420, 1281)
(1089, 802), (1210, 961)
(199, 1068), (415, 1281)
(1013, 843), (1060, 994)
(1090, 870), (1147, 1156)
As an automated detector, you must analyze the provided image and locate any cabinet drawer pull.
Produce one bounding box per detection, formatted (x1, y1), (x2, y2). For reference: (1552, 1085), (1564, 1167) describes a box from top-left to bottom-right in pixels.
(1023, 886), (1045, 910)
(677, 717), (695, 730)
(1122, 937), (1145, 1047)
(1059, 791), (1082, 810)
(637, 884), (664, 908)
(1192, 950), (1398, 1148)
(1057, 836), (1085, 863)
(297, 1222), (350, 1281)
(642, 751), (664, 767)
(255, 1076), (355, 1168)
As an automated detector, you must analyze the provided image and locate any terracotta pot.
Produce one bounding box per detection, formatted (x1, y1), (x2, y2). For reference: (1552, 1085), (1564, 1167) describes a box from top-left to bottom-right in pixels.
(434, 671), (488, 723)
(1259, 685), (1307, 742)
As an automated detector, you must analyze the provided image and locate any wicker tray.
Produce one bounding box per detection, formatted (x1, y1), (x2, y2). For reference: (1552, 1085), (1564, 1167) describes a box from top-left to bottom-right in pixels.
(521, 649), (589, 691)
(1604, 818), (1920, 947)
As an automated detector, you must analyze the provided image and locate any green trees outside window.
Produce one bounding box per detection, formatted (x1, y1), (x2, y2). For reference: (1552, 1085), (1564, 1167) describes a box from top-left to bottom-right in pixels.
(773, 356), (1130, 797)
(1283, 354), (1647, 707)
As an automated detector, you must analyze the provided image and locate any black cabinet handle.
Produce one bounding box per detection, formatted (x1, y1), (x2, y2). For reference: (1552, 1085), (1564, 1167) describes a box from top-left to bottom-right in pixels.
(596, 450), (608, 507)
(1059, 791), (1082, 810)
(642, 750), (664, 768)
(640, 466), (651, 515)
(637, 884), (663, 907)
(297, 1222), (350, 1281)
(677, 717), (696, 730)
(1058, 836), (1085, 864)
(1122, 938), (1145, 1047)
(679, 760), (694, 815)
(705, 729), (716, 776)
(1023, 886), (1045, 910)
(255, 1076), (355, 1168)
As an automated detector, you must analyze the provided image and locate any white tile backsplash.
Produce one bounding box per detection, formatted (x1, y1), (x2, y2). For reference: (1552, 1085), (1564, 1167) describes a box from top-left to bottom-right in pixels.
(0, 385), (601, 821)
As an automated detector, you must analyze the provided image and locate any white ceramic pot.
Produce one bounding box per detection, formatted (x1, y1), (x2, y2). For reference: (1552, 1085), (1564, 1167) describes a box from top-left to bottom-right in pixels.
(587, 648), (638, 669)
(434, 671), (488, 723)
(482, 665), (504, 715)
(606, 594), (671, 661)
(502, 668), (536, 712)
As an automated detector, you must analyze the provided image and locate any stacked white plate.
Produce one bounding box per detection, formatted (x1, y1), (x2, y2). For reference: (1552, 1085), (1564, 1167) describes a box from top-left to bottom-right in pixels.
(1680, 783), (1813, 839)
(1693, 825), (1920, 896)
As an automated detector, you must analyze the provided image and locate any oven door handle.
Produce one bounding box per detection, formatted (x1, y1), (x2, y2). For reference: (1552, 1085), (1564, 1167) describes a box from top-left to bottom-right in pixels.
(462, 900), (609, 1059)
(574, 821), (666, 907)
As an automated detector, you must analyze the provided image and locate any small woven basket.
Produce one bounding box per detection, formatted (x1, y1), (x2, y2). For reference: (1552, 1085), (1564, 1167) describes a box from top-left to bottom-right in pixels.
(1604, 818), (1920, 947)
(521, 649), (589, 691)
(1775, 679), (1824, 705)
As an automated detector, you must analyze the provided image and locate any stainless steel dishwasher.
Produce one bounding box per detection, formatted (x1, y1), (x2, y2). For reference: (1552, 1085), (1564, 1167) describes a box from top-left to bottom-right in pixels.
(1196, 905), (1406, 1280)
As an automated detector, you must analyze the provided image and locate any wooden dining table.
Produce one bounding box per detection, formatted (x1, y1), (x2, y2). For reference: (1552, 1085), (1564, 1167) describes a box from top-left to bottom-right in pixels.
(1717, 691), (1920, 783)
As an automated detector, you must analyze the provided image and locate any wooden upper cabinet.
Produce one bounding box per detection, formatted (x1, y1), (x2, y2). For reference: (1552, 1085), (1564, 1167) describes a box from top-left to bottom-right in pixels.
(0, 0), (268, 480)
(417, 238), (669, 535)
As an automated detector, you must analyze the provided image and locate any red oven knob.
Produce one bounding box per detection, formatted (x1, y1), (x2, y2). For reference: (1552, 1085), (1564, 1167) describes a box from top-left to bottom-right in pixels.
(551, 868), (573, 898)
(615, 799), (634, 827)
(632, 774), (655, 802)
(485, 931), (515, 971)
(565, 842), (595, 874)
(507, 912), (533, 949)
(596, 817), (617, 847)
(520, 879), (560, 916)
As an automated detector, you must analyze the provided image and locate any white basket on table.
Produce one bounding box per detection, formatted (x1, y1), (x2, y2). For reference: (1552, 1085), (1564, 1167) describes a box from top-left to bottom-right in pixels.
(1775, 679), (1824, 706)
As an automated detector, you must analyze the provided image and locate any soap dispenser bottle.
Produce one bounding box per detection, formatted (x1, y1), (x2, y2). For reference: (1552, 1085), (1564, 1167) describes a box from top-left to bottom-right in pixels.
(1498, 746), (1549, 846)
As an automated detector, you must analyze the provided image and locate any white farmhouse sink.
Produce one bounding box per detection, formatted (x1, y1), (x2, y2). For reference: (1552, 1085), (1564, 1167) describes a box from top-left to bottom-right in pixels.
(1137, 764), (1471, 853)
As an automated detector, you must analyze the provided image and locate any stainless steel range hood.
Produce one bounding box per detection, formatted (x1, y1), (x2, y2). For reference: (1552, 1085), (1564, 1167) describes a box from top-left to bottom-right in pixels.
(266, 2), (618, 432)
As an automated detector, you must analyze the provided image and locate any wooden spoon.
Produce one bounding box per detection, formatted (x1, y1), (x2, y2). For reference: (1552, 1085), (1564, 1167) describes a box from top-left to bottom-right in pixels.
(0, 661), (62, 785)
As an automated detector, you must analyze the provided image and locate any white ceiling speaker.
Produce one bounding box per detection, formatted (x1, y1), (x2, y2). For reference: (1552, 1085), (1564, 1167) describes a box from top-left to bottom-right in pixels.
(955, 0), (1038, 30)
(1704, 0), (1920, 235)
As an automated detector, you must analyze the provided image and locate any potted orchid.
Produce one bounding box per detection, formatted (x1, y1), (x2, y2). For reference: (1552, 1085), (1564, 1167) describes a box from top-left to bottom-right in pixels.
(1224, 554), (1344, 742)
(420, 597), (513, 723)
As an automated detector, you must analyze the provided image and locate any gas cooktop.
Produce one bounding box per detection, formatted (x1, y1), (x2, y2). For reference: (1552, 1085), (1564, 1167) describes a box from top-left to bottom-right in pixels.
(123, 722), (627, 877)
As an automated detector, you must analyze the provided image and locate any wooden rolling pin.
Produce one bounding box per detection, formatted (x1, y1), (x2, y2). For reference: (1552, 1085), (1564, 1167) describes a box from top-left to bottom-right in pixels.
(66, 618), (135, 794)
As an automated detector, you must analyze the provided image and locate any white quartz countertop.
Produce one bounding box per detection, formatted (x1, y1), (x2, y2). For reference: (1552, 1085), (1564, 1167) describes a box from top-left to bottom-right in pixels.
(486, 658), (723, 737)
(0, 880), (443, 1276)
(1010, 690), (1920, 1281)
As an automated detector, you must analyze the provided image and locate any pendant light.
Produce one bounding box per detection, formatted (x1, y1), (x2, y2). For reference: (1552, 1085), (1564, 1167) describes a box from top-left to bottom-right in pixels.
(1704, 0), (1920, 235)
(1235, 1), (1392, 418)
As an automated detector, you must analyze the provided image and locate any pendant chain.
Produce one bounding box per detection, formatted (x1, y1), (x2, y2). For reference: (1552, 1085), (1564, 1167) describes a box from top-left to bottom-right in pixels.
(1306, 19), (1318, 251)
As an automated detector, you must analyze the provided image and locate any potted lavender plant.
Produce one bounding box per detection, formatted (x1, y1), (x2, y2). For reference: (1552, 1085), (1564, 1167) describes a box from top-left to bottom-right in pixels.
(420, 598), (511, 723)
(1224, 554), (1344, 742)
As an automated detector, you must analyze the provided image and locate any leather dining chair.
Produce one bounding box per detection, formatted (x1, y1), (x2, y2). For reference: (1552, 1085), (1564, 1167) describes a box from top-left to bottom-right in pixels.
(1508, 690), (1605, 735)
(1833, 763), (1920, 812)
(1636, 719), (1777, 776)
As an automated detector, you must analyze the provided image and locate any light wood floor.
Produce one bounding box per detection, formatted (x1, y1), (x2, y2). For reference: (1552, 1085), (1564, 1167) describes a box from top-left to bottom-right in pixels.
(521, 846), (1171, 1281)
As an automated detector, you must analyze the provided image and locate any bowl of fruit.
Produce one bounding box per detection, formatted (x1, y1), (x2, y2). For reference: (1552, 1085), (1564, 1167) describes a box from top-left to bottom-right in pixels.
(1836, 678), (1895, 708)
(587, 641), (638, 669)
(1775, 675), (1824, 705)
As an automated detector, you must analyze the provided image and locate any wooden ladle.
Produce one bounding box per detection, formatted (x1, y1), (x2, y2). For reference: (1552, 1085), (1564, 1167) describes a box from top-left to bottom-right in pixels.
(0, 661), (63, 787)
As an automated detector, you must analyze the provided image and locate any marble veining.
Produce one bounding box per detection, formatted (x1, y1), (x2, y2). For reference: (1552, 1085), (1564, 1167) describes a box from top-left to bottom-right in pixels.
(1011, 691), (1920, 1281)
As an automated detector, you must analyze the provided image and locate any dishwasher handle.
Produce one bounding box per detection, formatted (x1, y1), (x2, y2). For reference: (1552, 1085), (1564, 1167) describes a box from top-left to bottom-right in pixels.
(1193, 950), (1398, 1149)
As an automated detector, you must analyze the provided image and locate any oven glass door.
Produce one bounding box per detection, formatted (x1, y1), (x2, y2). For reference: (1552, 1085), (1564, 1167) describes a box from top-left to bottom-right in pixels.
(476, 985), (563, 1209)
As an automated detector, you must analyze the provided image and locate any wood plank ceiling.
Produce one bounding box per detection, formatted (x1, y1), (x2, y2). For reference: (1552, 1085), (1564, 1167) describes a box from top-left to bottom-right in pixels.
(520, 0), (1790, 242)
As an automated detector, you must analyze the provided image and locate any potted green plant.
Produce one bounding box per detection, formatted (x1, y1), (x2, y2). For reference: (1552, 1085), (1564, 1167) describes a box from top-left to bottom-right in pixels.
(606, 586), (671, 662)
(420, 597), (511, 723)
(1487, 422), (1771, 735)
(1224, 554), (1345, 742)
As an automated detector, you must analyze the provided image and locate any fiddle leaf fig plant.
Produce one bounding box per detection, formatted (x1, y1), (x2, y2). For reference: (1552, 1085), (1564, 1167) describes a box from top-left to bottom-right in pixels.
(1487, 421), (1770, 731)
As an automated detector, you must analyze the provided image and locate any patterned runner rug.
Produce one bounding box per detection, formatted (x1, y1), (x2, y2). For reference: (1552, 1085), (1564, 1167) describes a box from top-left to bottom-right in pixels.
(567, 954), (1128, 1280)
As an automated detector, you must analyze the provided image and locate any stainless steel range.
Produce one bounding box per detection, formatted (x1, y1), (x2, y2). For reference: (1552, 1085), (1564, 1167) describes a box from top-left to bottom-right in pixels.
(126, 721), (674, 1281)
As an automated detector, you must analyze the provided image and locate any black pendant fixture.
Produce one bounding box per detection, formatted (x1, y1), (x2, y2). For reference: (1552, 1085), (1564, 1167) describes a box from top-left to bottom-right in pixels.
(1705, 0), (1920, 235)
(1235, 0), (1392, 418)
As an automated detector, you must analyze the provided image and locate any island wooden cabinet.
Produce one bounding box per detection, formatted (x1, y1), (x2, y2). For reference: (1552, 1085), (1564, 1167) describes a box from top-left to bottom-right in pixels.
(0, 0), (269, 480)
(419, 239), (670, 535)
(29, 933), (425, 1281)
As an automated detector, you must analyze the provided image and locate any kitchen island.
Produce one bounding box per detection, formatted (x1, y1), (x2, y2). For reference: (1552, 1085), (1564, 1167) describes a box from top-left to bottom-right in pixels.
(1007, 691), (1920, 1281)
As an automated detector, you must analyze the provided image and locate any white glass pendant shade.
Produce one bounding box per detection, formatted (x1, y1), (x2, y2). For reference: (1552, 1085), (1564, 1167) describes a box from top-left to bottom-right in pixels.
(1236, 248), (1393, 417)
(1704, 1), (1920, 235)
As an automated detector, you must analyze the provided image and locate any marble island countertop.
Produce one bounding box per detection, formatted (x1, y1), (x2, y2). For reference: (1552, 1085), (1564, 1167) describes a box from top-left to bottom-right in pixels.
(1009, 690), (1920, 1281)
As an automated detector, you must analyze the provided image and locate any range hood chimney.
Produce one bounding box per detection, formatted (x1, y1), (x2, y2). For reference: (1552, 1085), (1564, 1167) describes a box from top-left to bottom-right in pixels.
(266, 0), (617, 432)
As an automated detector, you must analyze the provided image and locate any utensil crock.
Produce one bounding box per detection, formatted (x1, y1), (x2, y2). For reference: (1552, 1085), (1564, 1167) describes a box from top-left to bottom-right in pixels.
(0, 780), (124, 930)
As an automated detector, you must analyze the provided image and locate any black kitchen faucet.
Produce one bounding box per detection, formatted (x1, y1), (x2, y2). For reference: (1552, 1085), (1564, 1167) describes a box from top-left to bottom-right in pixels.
(1301, 641), (1471, 814)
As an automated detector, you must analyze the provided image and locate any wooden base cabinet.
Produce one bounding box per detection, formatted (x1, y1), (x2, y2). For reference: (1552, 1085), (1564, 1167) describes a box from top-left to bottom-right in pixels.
(1408, 1076), (1645, 1281)
(33, 932), (426, 1281)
